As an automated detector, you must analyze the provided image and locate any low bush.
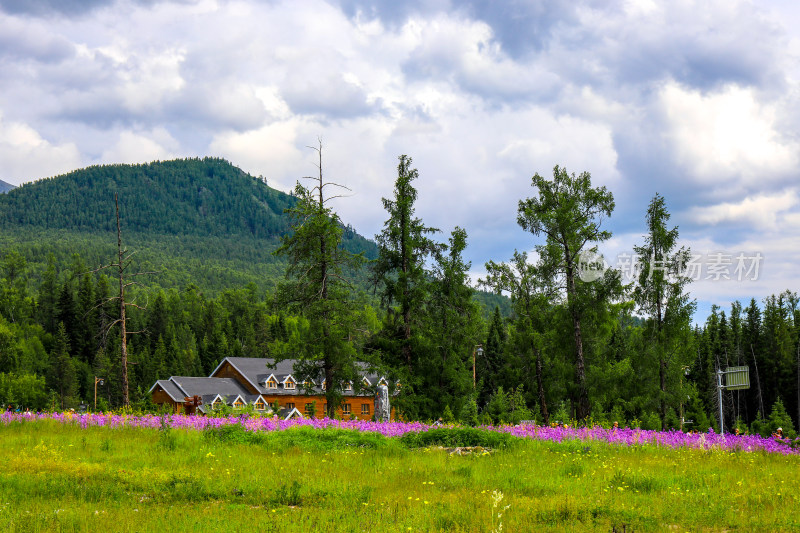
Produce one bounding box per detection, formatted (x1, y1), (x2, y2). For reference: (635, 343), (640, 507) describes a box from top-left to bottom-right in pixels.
(399, 427), (517, 449)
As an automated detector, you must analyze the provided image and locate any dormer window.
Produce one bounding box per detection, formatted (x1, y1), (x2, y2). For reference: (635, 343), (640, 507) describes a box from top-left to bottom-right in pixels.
(344, 382), (353, 392)
(233, 398), (244, 408)
(362, 378), (371, 388)
(284, 379), (296, 390)
(254, 399), (266, 410)
(266, 378), (278, 389)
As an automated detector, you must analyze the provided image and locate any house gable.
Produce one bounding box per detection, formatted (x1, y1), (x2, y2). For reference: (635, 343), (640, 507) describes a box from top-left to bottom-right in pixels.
(209, 358), (260, 394)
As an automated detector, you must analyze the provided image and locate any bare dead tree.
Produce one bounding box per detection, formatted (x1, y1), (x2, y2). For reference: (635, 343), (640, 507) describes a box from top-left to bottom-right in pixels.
(91, 194), (156, 407)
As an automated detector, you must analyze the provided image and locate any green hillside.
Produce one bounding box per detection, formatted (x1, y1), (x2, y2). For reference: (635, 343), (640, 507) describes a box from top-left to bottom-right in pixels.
(0, 157), (378, 294)
(0, 157), (509, 315)
(0, 179), (14, 194)
(0, 157), (367, 241)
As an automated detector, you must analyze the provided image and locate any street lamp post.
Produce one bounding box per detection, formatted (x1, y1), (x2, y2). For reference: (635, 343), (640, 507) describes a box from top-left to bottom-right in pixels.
(94, 377), (104, 412)
(473, 345), (483, 389)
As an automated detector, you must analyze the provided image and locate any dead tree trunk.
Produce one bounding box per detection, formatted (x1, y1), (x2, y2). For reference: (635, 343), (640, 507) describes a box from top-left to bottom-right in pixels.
(116, 195), (130, 407)
(91, 194), (156, 408)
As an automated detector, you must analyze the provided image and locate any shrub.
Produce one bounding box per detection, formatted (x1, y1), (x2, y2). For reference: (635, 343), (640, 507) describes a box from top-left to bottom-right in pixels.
(460, 398), (478, 427)
(640, 411), (662, 431)
(441, 405), (455, 424)
(203, 423), (265, 445)
(485, 387), (509, 424)
(767, 398), (796, 439)
(552, 401), (571, 426)
(399, 427), (517, 449)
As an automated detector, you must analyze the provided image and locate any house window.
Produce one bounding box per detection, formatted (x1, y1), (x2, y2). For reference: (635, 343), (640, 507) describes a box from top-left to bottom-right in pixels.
(266, 378), (278, 389)
(284, 380), (296, 390)
(304, 380), (314, 389)
(362, 379), (370, 388)
(361, 404), (370, 415)
(212, 398), (223, 407)
(344, 382), (353, 391)
(305, 403), (314, 416)
(342, 403), (351, 415)
(254, 399), (266, 410)
(286, 402), (295, 410)
(233, 399), (244, 408)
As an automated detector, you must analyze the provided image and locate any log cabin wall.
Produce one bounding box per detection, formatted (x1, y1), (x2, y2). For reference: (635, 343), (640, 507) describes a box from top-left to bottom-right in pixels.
(262, 394), (375, 420)
(151, 387), (181, 413)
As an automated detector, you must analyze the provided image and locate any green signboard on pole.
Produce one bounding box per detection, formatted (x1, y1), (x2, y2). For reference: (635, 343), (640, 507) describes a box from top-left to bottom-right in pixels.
(724, 366), (750, 390)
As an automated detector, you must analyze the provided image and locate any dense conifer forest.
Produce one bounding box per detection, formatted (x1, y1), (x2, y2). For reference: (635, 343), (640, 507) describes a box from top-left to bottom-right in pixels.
(0, 157), (796, 438)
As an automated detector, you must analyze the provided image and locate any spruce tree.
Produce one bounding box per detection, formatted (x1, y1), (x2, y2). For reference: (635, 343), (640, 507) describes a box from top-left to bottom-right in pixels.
(50, 323), (78, 409)
(373, 155), (441, 374)
(633, 193), (695, 429)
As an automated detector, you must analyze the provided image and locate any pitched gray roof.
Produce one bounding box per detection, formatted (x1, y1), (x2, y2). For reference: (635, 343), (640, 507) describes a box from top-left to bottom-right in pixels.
(170, 376), (251, 399)
(218, 357), (388, 397)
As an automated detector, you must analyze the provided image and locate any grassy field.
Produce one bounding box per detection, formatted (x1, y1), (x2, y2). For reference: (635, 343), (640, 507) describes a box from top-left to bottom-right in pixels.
(0, 419), (798, 532)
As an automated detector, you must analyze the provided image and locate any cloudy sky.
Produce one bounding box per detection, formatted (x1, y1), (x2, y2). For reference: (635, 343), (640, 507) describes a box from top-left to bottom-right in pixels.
(1, 0), (799, 320)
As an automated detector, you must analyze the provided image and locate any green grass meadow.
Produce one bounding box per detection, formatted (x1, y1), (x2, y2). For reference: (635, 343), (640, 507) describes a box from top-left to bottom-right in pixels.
(1, 420), (798, 532)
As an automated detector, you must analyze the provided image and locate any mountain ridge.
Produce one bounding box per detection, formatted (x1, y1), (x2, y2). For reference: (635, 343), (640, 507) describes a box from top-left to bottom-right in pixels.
(0, 157), (510, 315)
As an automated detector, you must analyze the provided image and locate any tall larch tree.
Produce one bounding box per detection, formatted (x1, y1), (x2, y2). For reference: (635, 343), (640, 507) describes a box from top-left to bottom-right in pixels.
(517, 165), (615, 421)
(275, 141), (366, 418)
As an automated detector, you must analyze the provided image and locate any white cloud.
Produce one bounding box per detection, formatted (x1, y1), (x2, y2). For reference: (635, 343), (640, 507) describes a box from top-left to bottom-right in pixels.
(99, 128), (179, 164)
(686, 190), (799, 230)
(0, 114), (82, 184)
(1, 0), (800, 316)
(659, 82), (798, 186)
(208, 118), (309, 192)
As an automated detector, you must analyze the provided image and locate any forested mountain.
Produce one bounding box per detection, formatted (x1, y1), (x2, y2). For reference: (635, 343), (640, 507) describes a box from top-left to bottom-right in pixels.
(0, 158), (291, 236)
(0, 158), (379, 294)
(0, 179), (14, 194)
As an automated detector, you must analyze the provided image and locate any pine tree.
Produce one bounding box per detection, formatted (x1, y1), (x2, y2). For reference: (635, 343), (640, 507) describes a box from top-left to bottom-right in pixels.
(50, 323), (78, 409)
(632, 193), (695, 429)
(480, 307), (506, 406)
(37, 254), (59, 335)
(373, 155), (442, 376)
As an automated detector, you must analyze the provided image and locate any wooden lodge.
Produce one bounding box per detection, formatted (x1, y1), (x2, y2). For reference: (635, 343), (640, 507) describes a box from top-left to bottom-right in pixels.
(150, 357), (393, 420)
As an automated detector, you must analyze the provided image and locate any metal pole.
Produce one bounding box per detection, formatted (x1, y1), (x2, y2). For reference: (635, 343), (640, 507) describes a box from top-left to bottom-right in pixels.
(717, 369), (724, 434)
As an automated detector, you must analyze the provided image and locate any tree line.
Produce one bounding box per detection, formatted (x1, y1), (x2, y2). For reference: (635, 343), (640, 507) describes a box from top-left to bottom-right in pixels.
(0, 156), (797, 437)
